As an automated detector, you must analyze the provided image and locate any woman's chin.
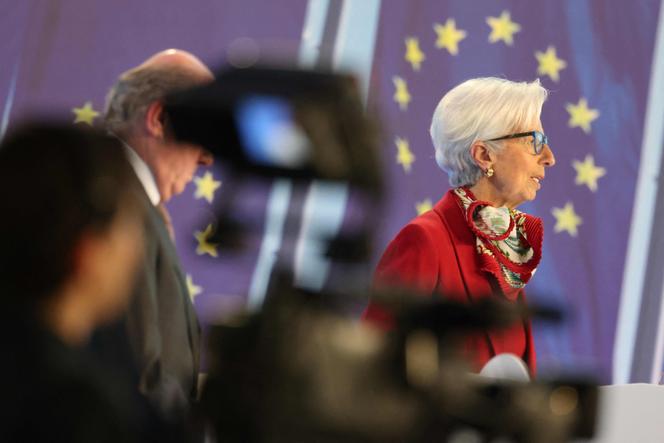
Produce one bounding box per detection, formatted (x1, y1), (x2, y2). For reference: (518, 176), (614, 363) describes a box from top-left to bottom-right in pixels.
(508, 192), (535, 209)
(523, 190), (538, 205)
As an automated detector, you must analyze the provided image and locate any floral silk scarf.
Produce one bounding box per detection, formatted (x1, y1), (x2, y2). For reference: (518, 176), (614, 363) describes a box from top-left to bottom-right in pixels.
(453, 187), (543, 301)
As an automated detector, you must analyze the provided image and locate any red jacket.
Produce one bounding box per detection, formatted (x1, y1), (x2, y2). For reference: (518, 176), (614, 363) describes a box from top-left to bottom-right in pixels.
(363, 190), (536, 374)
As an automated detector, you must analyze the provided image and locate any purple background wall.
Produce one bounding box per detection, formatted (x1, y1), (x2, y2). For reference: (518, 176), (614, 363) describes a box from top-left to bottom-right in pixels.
(1, 0), (662, 381)
(1, 0), (308, 324)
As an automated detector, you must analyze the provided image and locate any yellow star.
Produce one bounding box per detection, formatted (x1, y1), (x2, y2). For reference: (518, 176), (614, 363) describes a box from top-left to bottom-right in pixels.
(404, 37), (426, 71)
(566, 98), (600, 134)
(433, 18), (468, 55)
(551, 202), (582, 237)
(72, 101), (99, 125)
(573, 155), (606, 192)
(194, 224), (219, 257)
(395, 137), (415, 173)
(486, 10), (521, 46)
(433, 18), (467, 55)
(393, 76), (411, 111)
(193, 171), (222, 203)
(186, 274), (203, 301)
(535, 46), (567, 82)
(416, 199), (433, 215)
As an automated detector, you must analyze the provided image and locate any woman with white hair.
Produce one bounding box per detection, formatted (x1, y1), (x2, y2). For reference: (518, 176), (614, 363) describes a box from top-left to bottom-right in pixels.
(363, 77), (556, 375)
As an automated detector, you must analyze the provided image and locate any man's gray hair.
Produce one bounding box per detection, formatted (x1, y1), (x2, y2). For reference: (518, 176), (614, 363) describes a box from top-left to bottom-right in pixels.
(430, 77), (548, 187)
(104, 65), (203, 137)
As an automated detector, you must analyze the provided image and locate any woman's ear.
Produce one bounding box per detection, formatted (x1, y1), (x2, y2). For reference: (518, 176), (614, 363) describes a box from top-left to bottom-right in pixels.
(470, 141), (494, 172)
(144, 101), (165, 139)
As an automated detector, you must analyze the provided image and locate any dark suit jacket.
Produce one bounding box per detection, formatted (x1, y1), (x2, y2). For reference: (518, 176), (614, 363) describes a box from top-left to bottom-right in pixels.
(90, 171), (200, 418)
(363, 190), (536, 374)
(2, 311), (139, 443)
(127, 186), (201, 415)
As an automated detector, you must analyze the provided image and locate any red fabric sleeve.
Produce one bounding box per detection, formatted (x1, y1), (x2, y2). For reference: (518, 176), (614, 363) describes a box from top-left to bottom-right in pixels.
(373, 223), (439, 294)
(363, 223), (440, 329)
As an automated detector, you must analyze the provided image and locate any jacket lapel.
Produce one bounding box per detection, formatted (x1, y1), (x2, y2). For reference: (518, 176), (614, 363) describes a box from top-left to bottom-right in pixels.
(433, 191), (505, 356)
(147, 203), (202, 380)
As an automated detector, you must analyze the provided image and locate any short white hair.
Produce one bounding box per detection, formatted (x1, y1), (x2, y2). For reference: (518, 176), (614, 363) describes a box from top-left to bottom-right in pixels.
(430, 77), (548, 187)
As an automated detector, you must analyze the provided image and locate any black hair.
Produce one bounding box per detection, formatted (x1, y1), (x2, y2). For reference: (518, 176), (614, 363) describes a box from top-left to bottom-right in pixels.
(0, 122), (141, 302)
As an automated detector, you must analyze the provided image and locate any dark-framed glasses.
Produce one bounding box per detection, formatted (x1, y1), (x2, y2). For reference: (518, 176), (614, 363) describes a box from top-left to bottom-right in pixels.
(487, 131), (549, 155)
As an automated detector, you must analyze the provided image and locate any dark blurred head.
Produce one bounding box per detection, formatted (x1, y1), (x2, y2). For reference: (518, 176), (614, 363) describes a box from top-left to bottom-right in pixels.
(0, 122), (143, 319)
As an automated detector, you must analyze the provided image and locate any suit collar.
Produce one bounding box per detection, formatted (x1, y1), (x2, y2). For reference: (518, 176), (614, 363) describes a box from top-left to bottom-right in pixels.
(433, 191), (495, 303)
(433, 190), (504, 356)
(123, 142), (161, 206)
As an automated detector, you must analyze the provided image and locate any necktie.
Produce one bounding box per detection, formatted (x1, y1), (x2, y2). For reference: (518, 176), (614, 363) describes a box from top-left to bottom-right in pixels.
(157, 202), (176, 242)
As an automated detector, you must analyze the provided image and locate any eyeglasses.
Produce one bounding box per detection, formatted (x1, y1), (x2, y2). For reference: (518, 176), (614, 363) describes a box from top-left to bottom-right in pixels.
(487, 131), (549, 155)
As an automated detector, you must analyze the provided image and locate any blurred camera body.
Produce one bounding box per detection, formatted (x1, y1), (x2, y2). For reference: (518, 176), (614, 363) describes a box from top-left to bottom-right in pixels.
(165, 66), (597, 443)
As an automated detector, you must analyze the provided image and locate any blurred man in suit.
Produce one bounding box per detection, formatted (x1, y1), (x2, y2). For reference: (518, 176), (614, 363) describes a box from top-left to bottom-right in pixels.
(98, 49), (214, 418)
(0, 123), (145, 442)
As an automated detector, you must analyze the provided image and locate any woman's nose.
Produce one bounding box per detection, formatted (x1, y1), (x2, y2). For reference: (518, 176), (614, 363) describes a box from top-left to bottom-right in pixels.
(541, 145), (555, 167)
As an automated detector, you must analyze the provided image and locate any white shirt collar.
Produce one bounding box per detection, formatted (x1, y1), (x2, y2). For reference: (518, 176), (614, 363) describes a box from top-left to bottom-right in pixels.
(123, 143), (161, 206)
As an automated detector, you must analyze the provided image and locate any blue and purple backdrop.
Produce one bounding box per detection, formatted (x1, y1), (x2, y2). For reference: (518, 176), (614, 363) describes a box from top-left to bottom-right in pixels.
(2, 0), (663, 383)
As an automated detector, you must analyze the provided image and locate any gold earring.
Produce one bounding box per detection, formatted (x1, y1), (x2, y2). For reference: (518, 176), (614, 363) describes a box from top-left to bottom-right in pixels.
(485, 167), (494, 178)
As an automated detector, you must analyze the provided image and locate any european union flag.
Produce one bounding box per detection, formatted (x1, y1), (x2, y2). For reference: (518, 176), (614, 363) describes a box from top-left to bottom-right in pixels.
(366, 0), (660, 380)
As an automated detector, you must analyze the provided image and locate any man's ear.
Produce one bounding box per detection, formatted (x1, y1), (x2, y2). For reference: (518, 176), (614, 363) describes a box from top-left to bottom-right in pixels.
(144, 101), (165, 139)
(470, 141), (494, 172)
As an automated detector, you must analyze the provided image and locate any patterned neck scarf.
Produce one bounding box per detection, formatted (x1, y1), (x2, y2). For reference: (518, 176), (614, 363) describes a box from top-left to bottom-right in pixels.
(453, 187), (543, 300)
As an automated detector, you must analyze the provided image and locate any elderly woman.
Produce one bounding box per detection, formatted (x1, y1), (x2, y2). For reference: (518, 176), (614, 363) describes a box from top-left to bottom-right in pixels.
(363, 77), (555, 374)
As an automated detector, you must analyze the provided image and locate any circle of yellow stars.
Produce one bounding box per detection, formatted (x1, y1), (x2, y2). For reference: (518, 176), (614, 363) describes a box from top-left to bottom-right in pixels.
(387, 11), (608, 240)
(393, 13), (572, 112)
